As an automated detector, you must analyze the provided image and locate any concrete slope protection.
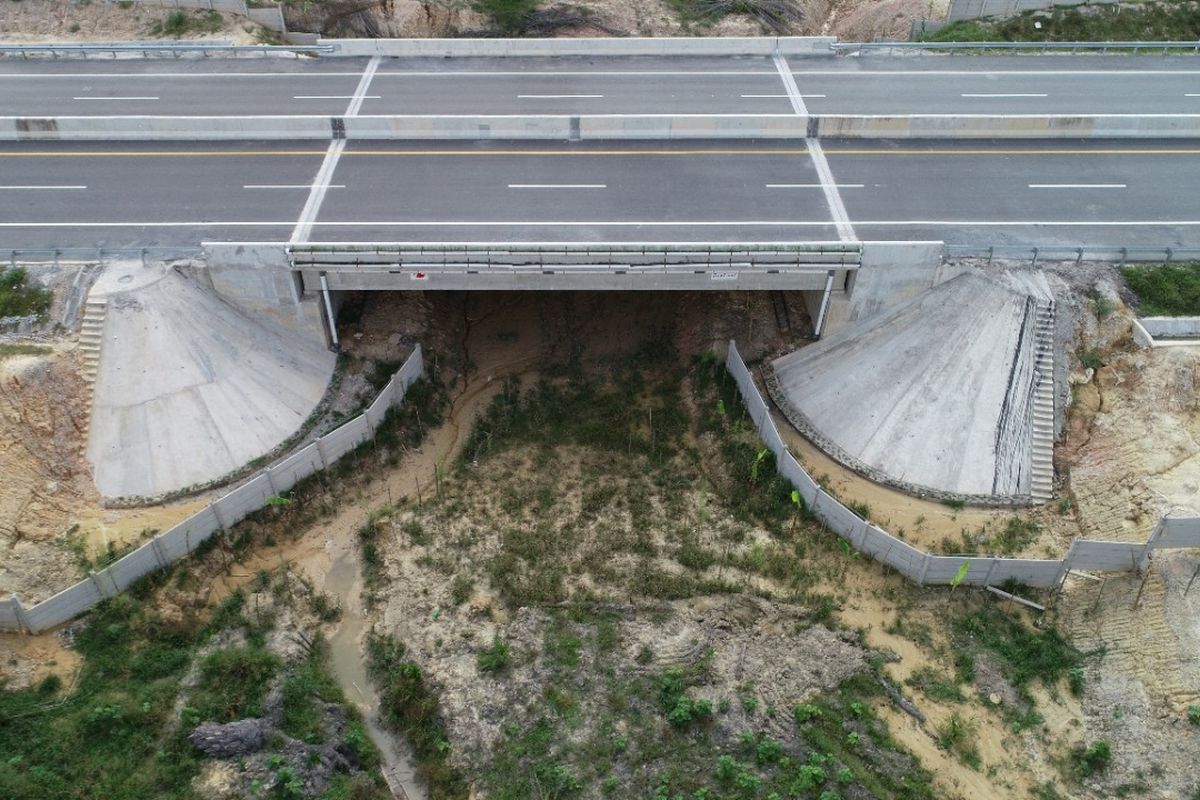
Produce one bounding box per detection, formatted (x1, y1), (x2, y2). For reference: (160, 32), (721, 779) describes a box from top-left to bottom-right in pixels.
(2, 54), (1199, 116)
(1, 140), (1198, 250)
(86, 261), (335, 499)
(769, 271), (1053, 504)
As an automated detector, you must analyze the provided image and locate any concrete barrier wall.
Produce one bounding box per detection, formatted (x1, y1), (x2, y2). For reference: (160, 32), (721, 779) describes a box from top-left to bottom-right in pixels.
(724, 340), (1200, 593)
(579, 115), (806, 140)
(323, 36), (836, 58)
(1, 345), (424, 634)
(813, 115), (1200, 139)
(6, 114), (1200, 141)
(0, 116), (331, 141)
(346, 115), (572, 140)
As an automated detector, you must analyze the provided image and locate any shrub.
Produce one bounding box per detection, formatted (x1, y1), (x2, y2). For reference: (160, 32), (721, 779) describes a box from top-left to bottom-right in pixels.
(0, 268), (53, 318)
(793, 703), (822, 724)
(1189, 705), (1200, 726)
(477, 637), (511, 674)
(1072, 740), (1112, 778)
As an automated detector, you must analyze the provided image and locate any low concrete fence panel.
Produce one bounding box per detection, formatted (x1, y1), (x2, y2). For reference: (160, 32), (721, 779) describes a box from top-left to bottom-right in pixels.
(0, 597), (26, 631)
(723, 339), (1199, 593)
(214, 473), (275, 528)
(267, 443), (324, 494)
(1, 346), (424, 634)
(106, 541), (163, 590)
(23, 580), (105, 633)
(1158, 518), (1200, 548)
(318, 415), (371, 463)
(156, 506), (222, 562)
(1068, 540), (1147, 572)
(985, 558), (1062, 588)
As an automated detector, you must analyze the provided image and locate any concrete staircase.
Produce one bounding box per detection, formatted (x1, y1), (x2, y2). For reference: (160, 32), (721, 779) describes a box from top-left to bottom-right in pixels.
(1029, 299), (1056, 503)
(77, 297), (107, 444)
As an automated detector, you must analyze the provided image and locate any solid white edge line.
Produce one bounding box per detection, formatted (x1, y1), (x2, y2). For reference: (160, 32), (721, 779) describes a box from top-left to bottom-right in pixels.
(1028, 184), (1127, 188)
(5, 220), (1200, 228)
(508, 184), (607, 188)
(245, 184), (346, 189)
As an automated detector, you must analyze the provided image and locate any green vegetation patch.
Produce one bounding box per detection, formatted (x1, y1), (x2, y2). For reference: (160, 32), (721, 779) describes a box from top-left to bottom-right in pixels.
(0, 343), (51, 360)
(471, 0), (539, 34)
(0, 268), (53, 319)
(1121, 262), (1200, 317)
(150, 8), (224, 37)
(926, 1), (1200, 43)
(0, 591), (202, 800)
(367, 633), (469, 799)
(953, 605), (1084, 698)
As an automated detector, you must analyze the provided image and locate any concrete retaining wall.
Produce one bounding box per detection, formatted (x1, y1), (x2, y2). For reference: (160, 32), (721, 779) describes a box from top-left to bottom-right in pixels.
(0, 346), (424, 634)
(1132, 316), (1200, 348)
(813, 115), (1200, 139)
(947, 0), (1089, 23)
(1141, 316), (1200, 338)
(322, 36), (836, 57)
(820, 241), (951, 335)
(724, 340), (1200, 592)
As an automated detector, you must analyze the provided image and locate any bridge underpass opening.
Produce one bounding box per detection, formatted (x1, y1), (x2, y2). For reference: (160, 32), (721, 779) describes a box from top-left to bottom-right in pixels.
(287, 243), (861, 348)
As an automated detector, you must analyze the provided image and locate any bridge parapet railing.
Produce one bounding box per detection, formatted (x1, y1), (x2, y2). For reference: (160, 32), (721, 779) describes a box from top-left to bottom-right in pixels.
(288, 243), (864, 274)
(832, 41), (1200, 56)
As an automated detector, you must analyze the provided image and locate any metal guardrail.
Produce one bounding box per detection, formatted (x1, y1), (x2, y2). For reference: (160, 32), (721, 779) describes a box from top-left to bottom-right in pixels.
(3, 247), (203, 266)
(288, 242), (864, 274)
(832, 41), (1200, 55)
(0, 43), (333, 59)
(944, 244), (1200, 266)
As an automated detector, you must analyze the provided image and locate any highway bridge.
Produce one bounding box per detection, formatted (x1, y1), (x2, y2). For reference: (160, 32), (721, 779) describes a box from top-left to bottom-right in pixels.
(1, 46), (1199, 252)
(2, 38), (1198, 339)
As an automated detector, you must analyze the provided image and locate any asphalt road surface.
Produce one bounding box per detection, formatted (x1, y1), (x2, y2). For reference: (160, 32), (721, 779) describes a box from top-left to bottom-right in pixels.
(1, 139), (1196, 250)
(2, 55), (1199, 116)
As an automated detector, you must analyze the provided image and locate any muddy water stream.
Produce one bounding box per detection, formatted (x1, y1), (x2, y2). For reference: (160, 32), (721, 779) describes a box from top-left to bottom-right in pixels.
(325, 553), (423, 800)
(315, 295), (544, 798)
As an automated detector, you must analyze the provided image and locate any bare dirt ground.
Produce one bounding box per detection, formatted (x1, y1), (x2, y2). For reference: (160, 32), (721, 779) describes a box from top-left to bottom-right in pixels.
(0, 0), (274, 44)
(0, 0), (950, 61)
(304, 0), (947, 39)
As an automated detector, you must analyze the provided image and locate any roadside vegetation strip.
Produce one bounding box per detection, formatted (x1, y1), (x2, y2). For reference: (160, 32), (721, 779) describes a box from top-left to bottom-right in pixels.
(0, 267), (53, 319)
(1120, 261), (1200, 316)
(926, 0), (1200, 43)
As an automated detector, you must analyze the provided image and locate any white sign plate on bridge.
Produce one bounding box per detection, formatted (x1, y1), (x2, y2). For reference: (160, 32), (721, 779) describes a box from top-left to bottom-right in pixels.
(410, 272), (428, 281)
(711, 271), (739, 281)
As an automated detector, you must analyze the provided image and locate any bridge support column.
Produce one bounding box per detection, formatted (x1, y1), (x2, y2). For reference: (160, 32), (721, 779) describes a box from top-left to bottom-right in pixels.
(813, 269), (835, 339)
(319, 272), (340, 351)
